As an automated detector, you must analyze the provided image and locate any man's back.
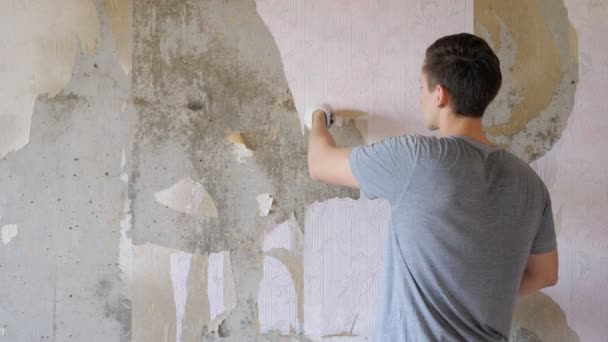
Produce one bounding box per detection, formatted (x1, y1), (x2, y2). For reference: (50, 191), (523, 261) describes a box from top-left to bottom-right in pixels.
(349, 134), (557, 341)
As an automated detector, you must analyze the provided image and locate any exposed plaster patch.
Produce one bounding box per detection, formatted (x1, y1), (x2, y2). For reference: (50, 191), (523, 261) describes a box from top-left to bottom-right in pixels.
(181, 251), (210, 340)
(132, 244), (177, 342)
(1, 224), (18, 245)
(132, 244), (237, 341)
(512, 292), (580, 341)
(227, 132), (254, 163)
(0, 0), (100, 158)
(476, 0), (578, 161)
(105, 0), (133, 75)
(154, 177), (219, 219)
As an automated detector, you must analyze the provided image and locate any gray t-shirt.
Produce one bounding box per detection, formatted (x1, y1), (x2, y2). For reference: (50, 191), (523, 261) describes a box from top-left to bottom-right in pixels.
(349, 135), (557, 341)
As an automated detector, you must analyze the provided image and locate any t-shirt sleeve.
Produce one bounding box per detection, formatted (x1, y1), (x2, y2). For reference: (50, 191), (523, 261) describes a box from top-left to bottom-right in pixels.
(531, 194), (558, 254)
(348, 135), (418, 203)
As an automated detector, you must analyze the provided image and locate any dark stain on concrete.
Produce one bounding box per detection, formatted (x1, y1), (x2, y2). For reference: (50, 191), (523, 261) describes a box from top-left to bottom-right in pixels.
(526, 115), (562, 161)
(96, 273), (132, 342)
(187, 97), (204, 111)
(34, 92), (86, 143)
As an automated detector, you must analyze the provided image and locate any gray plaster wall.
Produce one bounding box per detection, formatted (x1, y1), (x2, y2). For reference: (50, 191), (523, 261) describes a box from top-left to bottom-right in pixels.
(130, 0), (360, 340)
(0, 1), (133, 340)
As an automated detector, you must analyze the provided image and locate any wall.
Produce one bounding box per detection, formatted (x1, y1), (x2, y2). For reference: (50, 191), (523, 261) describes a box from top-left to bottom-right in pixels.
(0, 0), (606, 341)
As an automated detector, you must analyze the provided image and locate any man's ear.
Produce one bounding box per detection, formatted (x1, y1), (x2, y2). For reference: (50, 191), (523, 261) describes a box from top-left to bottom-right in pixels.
(436, 84), (450, 108)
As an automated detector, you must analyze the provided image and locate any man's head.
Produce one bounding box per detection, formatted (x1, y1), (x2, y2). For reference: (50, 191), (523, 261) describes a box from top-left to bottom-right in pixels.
(420, 33), (502, 130)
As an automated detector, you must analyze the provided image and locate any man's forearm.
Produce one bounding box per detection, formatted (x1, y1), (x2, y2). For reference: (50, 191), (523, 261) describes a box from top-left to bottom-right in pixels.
(518, 270), (554, 296)
(306, 110), (358, 187)
(308, 111), (336, 172)
(309, 111), (336, 146)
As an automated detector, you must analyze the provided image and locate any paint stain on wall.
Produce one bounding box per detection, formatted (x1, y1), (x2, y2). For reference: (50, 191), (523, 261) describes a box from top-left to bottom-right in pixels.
(0, 0), (100, 158)
(476, 0), (579, 162)
(105, 0), (133, 75)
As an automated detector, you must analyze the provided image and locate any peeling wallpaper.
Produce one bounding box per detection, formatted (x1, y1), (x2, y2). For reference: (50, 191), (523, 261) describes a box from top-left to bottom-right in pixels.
(0, 0), (606, 341)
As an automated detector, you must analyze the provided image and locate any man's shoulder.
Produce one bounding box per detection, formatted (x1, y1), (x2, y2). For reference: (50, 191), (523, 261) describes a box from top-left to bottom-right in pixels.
(503, 151), (544, 179)
(495, 150), (550, 199)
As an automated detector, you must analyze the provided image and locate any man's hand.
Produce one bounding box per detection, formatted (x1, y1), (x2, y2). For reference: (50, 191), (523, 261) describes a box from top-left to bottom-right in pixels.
(304, 103), (333, 129)
(312, 110), (328, 127)
(306, 104), (359, 188)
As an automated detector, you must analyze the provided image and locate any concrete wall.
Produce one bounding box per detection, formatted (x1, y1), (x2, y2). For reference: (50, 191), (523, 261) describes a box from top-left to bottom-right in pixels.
(0, 0), (606, 341)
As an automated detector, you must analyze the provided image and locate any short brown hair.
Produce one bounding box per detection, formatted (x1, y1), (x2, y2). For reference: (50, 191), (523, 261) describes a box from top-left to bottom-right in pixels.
(422, 33), (502, 118)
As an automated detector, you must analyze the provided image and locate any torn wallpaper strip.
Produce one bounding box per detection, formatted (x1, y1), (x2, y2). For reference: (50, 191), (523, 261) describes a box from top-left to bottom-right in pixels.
(170, 252), (192, 342)
(304, 198), (390, 338)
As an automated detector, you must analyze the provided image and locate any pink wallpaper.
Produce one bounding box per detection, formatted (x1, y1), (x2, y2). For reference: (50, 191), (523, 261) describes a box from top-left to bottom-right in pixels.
(530, 1), (608, 340)
(257, 0), (473, 142)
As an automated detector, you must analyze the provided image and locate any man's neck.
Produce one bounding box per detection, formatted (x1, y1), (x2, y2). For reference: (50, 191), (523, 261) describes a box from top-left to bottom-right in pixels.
(438, 112), (493, 145)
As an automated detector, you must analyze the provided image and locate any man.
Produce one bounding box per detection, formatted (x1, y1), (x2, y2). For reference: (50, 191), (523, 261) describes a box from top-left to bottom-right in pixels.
(305, 33), (558, 341)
